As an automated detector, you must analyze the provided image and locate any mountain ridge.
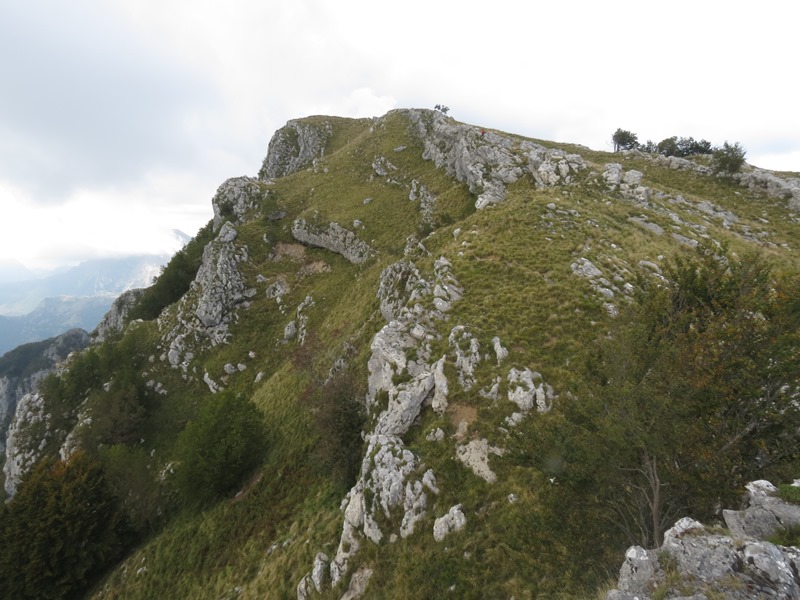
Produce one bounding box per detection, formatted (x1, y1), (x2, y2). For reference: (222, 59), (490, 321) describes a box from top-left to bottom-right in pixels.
(1, 108), (798, 599)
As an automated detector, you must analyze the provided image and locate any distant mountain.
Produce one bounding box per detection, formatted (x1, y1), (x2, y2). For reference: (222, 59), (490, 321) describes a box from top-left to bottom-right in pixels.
(0, 254), (172, 317)
(0, 232), (191, 353)
(0, 259), (41, 284)
(0, 328), (90, 453)
(0, 296), (113, 356)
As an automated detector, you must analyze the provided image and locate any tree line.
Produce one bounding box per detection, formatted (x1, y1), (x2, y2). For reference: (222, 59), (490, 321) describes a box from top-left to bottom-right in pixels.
(612, 128), (746, 174)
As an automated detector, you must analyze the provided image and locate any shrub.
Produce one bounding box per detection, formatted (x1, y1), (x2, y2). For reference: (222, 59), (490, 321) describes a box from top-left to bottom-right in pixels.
(308, 373), (366, 490)
(712, 141), (746, 174)
(128, 220), (215, 321)
(0, 452), (130, 599)
(657, 136), (713, 157)
(100, 444), (169, 533)
(657, 136), (679, 157)
(173, 392), (267, 506)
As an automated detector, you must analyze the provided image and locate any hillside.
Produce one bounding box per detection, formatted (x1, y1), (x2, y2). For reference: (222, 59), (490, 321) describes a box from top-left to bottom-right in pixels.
(1, 109), (799, 599)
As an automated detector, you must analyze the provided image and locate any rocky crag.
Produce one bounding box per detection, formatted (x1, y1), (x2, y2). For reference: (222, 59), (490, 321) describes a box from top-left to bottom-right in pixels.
(1, 328), (89, 492)
(607, 480), (800, 600)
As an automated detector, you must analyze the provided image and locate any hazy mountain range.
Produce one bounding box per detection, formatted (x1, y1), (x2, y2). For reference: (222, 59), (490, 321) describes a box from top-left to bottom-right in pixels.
(0, 230), (190, 355)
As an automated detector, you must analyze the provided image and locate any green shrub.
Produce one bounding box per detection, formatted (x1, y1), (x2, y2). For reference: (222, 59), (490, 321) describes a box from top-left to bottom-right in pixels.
(0, 452), (130, 599)
(612, 128), (639, 152)
(173, 392), (268, 506)
(778, 484), (800, 505)
(712, 141), (746, 174)
(769, 523), (800, 547)
(307, 373), (366, 490)
(100, 444), (170, 534)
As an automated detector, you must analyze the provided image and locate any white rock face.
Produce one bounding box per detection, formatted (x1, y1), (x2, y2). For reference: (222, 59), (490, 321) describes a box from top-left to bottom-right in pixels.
(340, 566), (374, 600)
(211, 177), (265, 232)
(733, 167), (800, 209)
(449, 326), (480, 391)
(406, 109), (584, 210)
(455, 438), (504, 483)
(161, 221), (256, 369)
(433, 504), (467, 542)
(291, 219), (374, 264)
(306, 254), (462, 593)
(92, 288), (146, 343)
(492, 336), (508, 365)
(259, 118), (333, 180)
(409, 179), (436, 225)
(505, 368), (555, 426)
(722, 479), (800, 540)
(609, 500), (800, 600)
(1, 328), (89, 469)
(4, 393), (50, 497)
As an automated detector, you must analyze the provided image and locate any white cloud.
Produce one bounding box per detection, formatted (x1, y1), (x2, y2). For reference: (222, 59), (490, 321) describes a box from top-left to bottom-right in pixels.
(2, 0), (799, 269)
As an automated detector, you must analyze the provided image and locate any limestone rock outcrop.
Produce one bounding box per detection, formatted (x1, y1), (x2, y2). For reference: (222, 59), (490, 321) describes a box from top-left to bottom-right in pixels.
(0, 328), (89, 457)
(433, 504), (467, 542)
(733, 168), (800, 210)
(3, 392), (50, 497)
(607, 481), (800, 600)
(92, 288), (146, 343)
(405, 109), (585, 209)
(291, 219), (374, 264)
(300, 253), (463, 594)
(161, 221), (256, 369)
(723, 480), (800, 541)
(259, 118), (333, 180)
(211, 176), (266, 232)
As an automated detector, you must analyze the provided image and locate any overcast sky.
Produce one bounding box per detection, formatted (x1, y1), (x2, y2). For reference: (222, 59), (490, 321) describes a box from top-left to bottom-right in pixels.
(2, 0), (798, 271)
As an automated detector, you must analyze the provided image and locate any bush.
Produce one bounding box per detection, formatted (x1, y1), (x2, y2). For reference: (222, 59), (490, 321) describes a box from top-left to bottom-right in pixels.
(778, 484), (800, 505)
(656, 136), (713, 158)
(712, 141), (746, 174)
(173, 392), (267, 506)
(307, 373), (366, 490)
(0, 452), (130, 599)
(537, 247), (800, 550)
(100, 444), (169, 533)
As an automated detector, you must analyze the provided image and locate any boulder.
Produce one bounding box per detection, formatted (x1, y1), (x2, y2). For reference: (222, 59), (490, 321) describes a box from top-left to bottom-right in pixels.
(433, 504), (467, 542)
(607, 498), (800, 600)
(211, 177), (265, 232)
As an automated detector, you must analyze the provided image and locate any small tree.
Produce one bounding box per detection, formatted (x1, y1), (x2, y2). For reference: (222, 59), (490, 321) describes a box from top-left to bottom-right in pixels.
(173, 392), (267, 506)
(434, 104), (450, 115)
(656, 136), (679, 157)
(612, 128), (639, 152)
(712, 141), (746, 174)
(676, 136), (712, 156)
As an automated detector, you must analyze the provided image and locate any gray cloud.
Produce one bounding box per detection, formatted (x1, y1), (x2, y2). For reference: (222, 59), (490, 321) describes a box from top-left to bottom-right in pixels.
(0, 0), (220, 202)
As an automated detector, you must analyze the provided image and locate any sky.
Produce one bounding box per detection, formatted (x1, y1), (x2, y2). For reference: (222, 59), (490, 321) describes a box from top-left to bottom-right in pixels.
(1, 0), (798, 271)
